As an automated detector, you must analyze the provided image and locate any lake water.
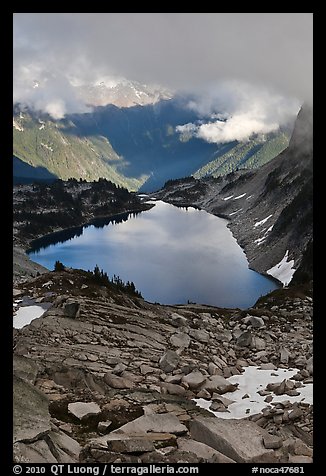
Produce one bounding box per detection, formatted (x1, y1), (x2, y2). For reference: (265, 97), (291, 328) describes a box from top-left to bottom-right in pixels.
(28, 200), (279, 309)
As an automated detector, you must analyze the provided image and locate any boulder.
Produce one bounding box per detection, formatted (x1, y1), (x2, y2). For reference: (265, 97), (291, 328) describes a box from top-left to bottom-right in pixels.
(170, 333), (191, 349)
(259, 363), (277, 370)
(249, 316), (265, 328)
(177, 438), (236, 463)
(63, 301), (80, 318)
(13, 355), (40, 385)
(236, 331), (252, 347)
(104, 373), (135, 389)
(114, 413), (188, 436)
(306, 357), (313, 375)
(160, 382), (187, 396)
(98, 421), (113, 434)
(251, 336), (266, 351)
(68, 402), (101, 421)
(280, 347), (291, 364)
(13, 375), (51, 443)
(288, 455), (313, 463)
(263, 434), (283, 449)
(189, 329), (210, 344)
(190, 417), (277, 463)
(203, 375), (238, 395)
(182, 371), (206, 390)
(159, 350), (180, 373)
(107, 437), (155, 454)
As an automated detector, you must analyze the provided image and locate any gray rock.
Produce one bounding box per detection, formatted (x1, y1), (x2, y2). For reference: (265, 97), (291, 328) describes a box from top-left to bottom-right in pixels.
(114, 413), (188, 436)
(190, 417), (277, 463)
(13, 440), (58, 463)
(113, 363), (127, 374)
(288, 408), (303, 420)
(107, 437), (155, 454)
(182, 371), (206, 389)
(189, 329), (210, 343)
(13, 375), (51, 443)
(63, 301), (80, 318)
(280, 347), (291, 364)
(169, 312), (188, 328)
(177, 438), (236, 463)
(203, 375), (238, 395)
(98, 421), (113, 434)
(160, 382), (187, 396)
(68, 402), (101, 421)
(288, 455), (313, 463)
(306, 357), (313, 375)
(208, 362), (219, 376)
(170, 332), (191, 348)
(259, 363), (277, 370)
(140, 364), (157, 375)
(251, 336), (266, 351)
(249, 316), (265, 328)
(211, 394), (235, 406)
(293, 439), (313, 457)
(263, 434), (283, 449)
(104, 373), (135, 389)
(164, 374), (182, 384)
(236, 331), (252, 347)
(159, 350), (180, 373)
(47, 430), (81, 462)
(13, 355), (40, 385)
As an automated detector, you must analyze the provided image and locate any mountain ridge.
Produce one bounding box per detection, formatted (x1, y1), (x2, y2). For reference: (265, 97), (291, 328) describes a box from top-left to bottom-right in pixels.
(13, 99), (293, 192)
(153, 106), (313, 286)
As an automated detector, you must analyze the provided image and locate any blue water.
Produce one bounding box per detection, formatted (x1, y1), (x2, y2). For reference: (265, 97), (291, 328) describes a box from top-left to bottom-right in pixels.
(28, 200), (279, 308)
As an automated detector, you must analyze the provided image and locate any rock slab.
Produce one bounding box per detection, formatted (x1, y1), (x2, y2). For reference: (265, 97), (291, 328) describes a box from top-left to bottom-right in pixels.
(68, 402), (101, 421)
(190, 417), (277, 463)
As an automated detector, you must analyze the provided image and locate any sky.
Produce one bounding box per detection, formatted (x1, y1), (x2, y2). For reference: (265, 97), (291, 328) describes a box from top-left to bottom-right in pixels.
(13, 13), (313, 143)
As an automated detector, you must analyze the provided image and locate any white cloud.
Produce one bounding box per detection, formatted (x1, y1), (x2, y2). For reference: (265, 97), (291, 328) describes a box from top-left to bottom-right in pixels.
(176, 81), (300, 144)
(13, 14), (311, 118)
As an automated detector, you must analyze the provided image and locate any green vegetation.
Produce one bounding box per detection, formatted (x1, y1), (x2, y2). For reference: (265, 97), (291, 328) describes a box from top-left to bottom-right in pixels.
(193, 132), (290, 179)
(13, 111), (146, 191)
(88, 265), (143, 298)
(54, 260), (65, 271)
(14, 178), (143, 242)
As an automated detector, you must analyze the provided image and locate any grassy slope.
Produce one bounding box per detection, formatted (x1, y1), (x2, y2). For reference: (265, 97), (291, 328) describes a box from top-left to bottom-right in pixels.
(193, 132), (290, 179)
(14, 109), (291, 191)
(13, 113), (147, 191)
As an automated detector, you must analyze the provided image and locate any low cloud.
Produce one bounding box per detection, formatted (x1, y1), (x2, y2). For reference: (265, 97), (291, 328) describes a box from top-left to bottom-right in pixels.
(176, 81), (300, 144)
(13, 14), (311, 118)
(13, 63), (92, 119)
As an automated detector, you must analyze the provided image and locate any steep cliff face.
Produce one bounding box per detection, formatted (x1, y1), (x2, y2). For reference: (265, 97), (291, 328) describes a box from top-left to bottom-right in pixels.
(155, 106), (313, 285)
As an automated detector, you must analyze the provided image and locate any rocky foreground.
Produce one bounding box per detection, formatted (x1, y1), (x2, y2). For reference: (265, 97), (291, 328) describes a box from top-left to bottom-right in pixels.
(13, 269), (313, 464)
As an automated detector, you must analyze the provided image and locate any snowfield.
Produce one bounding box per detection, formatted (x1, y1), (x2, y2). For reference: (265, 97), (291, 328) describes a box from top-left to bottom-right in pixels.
(267, 250), (296, 286)
(254, 214), (273, 228)
(194, 366), (312, 419)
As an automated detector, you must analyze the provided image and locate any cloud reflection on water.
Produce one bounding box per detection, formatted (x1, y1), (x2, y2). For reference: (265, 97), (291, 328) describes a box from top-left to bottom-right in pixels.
(29, 201), (279, 308)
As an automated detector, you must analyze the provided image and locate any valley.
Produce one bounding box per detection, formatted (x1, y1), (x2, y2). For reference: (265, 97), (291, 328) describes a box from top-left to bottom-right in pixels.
(13, 98), (292, 192)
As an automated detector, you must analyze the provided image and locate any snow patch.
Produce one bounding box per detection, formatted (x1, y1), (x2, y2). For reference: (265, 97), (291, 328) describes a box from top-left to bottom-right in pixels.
(254, 237), (266, 246)
(39, 124), (45, 130)
(233, 193), (247, 200)
(194, 366), (312, 419)
(229, 209), (243, 216)
(254, 214), (273, 227)
(13, 119), (24, 131)
(13, 305), (47, 329)
(223, 195), (234, 201)
(267, 250), (296, 286)
(246, 195), (253, 200)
